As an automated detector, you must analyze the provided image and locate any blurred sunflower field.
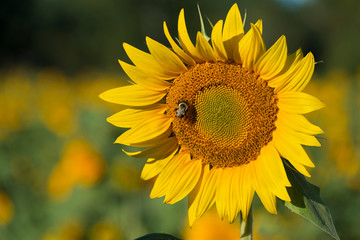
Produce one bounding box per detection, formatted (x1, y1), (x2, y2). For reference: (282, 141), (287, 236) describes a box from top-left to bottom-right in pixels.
(1, 0), (360, 239)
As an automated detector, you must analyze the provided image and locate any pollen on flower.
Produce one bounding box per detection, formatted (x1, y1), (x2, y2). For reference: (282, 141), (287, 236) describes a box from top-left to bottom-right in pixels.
(166, 62), (278, 168)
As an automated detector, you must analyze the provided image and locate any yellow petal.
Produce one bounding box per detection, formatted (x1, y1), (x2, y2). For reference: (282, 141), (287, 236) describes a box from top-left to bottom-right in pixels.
(233, 166), (244, 218)
(178, 9), (203, 62)
(124, 136), (178, 159)
(257, 145), (291, 201)
(146, 37), (188, 74)
(278, 52), (315, 93)
(188, 192), (197, 226)
(215, 168), (230, 220)
(250, 161), (277, 214)
(211, 20), (228, 61)
(119, 60), (171, 91)
(131, 128), (173, 148)
(99, 85), (166, 106)
(195, 167), (220, 218)
(150, 152), (188, 198)
(115, 114), (172, 146)
(216, 168), (239, 221)
(261, 142), (291, 187)
(188, 166), (206, 226)
(289, 160), (311, 177)
(228, 167), (242, 223)
(277, 111), (324, 135)
(163, 21), (196, 66)
(273, 130), (315, 168)
(254, 35), (287, 80)
(164, 159), (202, 204)
(238, 164), (255, 220)
(141, 149), (178, 180)
(284, 49), (304, 72)
(268, 49), (304, 89)
(235, 24), (265, 69)
(123, 43), (177, 79)
(223, 3), (244, 59)
(107, 104), (166, 128)
(188, 166), (221, 226)
(258, 186), (278, 214)
(254, 19), (263, 34)
(276, 116), (321, 147)
(277, 92), (325, 114)
(195, 32), (216, 61)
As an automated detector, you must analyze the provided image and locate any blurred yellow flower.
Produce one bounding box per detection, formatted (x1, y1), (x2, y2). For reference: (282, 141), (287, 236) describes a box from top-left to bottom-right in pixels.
(183, 210), (239, 240)
(110, 162), (145, 191)
(48, 139), (105, 199)
(0, 190), (14, 226)
(306, 70), (359, 178)
(183, 209), (282, 240)
(74, 72), (128, 111)
(42, 220), (84, 240)
(89, 221), (123, 240)
(0, 69), (33, 140)
(36, 68), (77, 136)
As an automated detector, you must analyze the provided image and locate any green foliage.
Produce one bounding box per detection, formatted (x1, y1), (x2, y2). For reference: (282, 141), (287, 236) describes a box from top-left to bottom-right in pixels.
(240, 207), (253, 240)
(197, 4), (210, 41)
(283, 161), (340, 240)
(1, 0), (360, 74)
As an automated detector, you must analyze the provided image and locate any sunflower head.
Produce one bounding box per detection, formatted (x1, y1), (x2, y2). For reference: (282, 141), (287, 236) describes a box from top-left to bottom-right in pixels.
(100, 3), (324, 224)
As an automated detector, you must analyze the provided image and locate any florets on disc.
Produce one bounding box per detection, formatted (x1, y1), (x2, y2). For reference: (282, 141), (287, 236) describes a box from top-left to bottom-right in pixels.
(167, 62), (278, 168)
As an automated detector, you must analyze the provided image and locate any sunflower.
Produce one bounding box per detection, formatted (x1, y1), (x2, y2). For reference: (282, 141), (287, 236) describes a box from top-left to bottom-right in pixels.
(100, 4), (324, 224)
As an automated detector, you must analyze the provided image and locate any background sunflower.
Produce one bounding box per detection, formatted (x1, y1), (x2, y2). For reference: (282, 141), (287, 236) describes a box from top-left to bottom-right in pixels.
(1, 0), (360, 239)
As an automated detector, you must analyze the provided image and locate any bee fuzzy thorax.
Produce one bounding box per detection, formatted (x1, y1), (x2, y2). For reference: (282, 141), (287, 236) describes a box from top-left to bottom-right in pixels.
(176, 102), (188, 118)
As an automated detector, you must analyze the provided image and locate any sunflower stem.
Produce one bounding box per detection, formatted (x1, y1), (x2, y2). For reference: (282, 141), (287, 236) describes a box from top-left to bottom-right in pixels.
(240, 206), (253, 240)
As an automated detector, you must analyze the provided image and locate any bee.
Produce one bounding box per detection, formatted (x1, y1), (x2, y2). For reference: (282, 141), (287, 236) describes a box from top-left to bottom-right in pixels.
(176, 102), (188, 118)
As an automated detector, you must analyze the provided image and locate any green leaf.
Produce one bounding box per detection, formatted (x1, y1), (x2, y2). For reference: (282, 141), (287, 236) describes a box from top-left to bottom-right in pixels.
(135, 233), (182, 240)
(197, 4), (210, 41)
(283, 161), (340, 240)
(242, 8), (247, 26)
(206, 16), (214, 29)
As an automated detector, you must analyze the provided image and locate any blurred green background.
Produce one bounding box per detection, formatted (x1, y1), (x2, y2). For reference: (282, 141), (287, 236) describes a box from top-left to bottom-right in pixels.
(0, 0), (359, 239)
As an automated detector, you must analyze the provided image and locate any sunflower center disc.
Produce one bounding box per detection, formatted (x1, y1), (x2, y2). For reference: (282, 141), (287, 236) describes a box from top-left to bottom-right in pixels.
(195, 86), (251, 148)
(166, 62), (278, 168)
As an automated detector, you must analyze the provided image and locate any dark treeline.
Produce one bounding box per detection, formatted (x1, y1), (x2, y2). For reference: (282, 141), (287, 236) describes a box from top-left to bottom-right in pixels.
(1, 0), (359, 75)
